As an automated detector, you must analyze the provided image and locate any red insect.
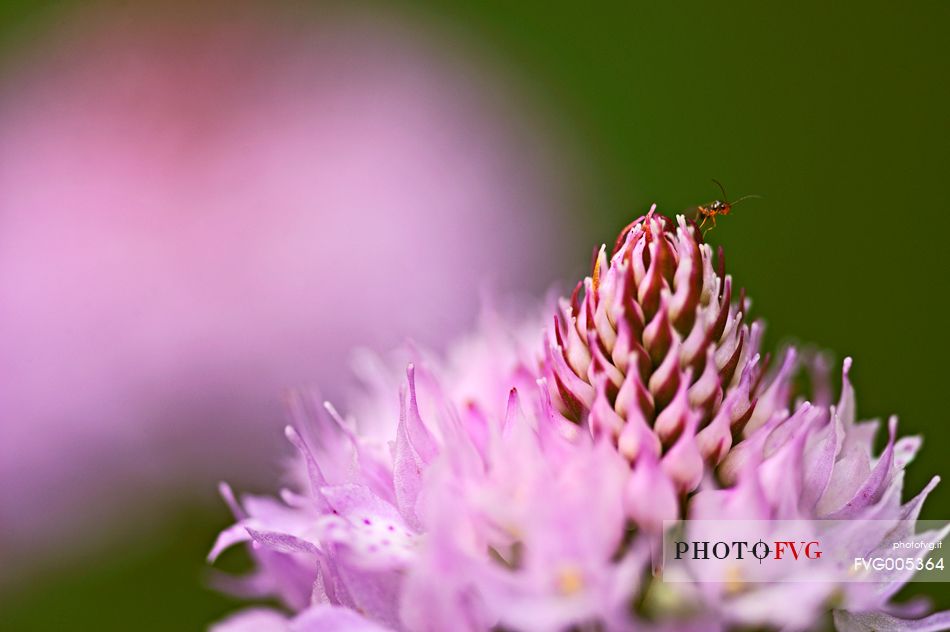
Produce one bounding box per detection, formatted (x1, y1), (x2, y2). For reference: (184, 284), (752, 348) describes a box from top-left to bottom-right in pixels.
(692, 179), (760, 235)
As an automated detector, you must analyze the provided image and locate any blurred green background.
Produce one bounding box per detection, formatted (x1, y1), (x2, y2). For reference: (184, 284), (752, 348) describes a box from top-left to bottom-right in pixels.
(1, 0), (947, 629)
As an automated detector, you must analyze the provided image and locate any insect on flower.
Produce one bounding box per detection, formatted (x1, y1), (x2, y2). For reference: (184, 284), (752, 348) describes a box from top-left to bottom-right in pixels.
(691, 179), (761, 235)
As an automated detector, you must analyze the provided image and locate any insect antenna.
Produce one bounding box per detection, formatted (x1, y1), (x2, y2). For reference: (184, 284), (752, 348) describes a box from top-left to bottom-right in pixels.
(711, 178), (728, 201)
(729, 194), (762, 207)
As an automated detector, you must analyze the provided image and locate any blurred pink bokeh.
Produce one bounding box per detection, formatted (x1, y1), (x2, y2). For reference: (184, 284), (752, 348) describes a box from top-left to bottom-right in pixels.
(0, 6), (580, 564)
